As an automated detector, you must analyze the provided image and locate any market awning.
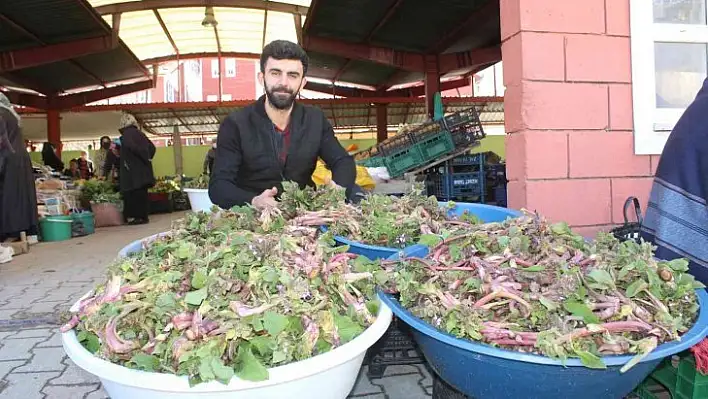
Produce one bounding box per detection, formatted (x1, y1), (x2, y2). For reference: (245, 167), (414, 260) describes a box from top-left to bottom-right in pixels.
(0, 0), (151, 99)
(18, 97), (503, 141)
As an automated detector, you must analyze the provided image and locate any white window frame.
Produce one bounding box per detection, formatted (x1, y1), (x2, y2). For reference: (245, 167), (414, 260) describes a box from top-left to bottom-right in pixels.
(225, 58), (237, 77)
(206, 94), (218, 102)
(630, 0), (708, 155)
(221, 94), (232, 101)
(211, 59), (220, 78)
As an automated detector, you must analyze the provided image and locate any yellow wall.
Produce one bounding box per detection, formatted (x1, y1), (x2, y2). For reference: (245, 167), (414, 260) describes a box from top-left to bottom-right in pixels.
(29, 136), (506, 177)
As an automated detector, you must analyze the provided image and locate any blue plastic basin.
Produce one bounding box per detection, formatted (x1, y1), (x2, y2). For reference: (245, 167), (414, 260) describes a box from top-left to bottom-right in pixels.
(380, 247), (708, 399)
(118, 232), (169, 257)
(330, 202), (522, 260)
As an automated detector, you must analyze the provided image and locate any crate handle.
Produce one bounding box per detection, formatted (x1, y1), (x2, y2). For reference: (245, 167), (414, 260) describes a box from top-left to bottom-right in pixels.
(622, 196), (643, 226)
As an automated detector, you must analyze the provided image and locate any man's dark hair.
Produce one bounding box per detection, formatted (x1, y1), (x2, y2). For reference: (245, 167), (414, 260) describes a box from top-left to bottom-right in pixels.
(260, 40), (309, 75)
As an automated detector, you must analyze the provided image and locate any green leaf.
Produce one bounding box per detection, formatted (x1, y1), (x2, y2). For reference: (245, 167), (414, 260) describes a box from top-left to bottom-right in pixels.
(211, 357), (235, 384)
(263, 311), (289, 336)
(235, 346), (269, 382)
(130, 353), (160, 372)
(625, 279), (648, 298)
(249, 336), (275, 357)
(551, 222), (571, 235)
(373, 270), (389, 285)
(333, 313), (364, 343)
(78, 331), (100, 354)
(417, 234), (443, 247)
(191, 270), (208, 289)
(576, 350), (607, 369)
(155, 292), (177, 309)
(463, 277), (481, 291)
(667, 259), (689, 272)
(198, 357), (216, 381)
(496, 236), (510, 249)
(539, 296), (558, 311)
(272, 350), (288, 363)
(563, 300), (600, 324)
(587, 269), (615, 289)
(185, 287), (208, 306)
(176, 243), (196, 259)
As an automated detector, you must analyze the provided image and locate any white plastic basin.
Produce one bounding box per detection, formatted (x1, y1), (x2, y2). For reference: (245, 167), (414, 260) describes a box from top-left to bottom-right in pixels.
(62, 297), (392, 399)
(183, 188), (215, 213)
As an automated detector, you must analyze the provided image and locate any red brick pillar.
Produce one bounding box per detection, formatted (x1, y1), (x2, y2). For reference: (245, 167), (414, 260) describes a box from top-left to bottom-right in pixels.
(500, 0), (655, 236)
(46, 109), (62, 155)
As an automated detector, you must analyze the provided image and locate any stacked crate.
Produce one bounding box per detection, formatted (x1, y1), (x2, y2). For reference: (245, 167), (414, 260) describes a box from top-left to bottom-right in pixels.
(355, 106), (485, 178)
(424, 152), (508, 206)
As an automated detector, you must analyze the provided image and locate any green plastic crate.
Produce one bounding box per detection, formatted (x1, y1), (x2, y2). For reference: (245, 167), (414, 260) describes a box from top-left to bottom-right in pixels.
(416, 130), (455, 162)
(384, 146), (425, 177)
(357, 157), (386, 168)
(676, 356), (708, 399)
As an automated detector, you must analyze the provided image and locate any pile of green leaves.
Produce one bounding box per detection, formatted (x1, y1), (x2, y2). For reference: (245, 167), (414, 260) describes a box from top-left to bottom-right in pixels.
(375, 211), (703, 372)
(81, 179), (120, 204)
(65, 207), (380, 386)
(184, 174), (210, 189)
(150, 177), (180, 194)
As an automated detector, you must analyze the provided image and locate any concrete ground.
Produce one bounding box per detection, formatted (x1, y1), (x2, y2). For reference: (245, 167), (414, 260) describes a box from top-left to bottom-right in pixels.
(0, 212), (432, 399)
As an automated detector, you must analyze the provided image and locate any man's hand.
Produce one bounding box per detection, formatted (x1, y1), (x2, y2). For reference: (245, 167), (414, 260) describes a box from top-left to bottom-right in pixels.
(252, 187), (278, 210)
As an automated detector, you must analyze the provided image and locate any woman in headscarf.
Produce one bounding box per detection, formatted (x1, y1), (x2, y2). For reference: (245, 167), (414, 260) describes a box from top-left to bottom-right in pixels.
(41, 141), (64, 172)
(118, 113), (156, 225)
(0, 93), (39, 241)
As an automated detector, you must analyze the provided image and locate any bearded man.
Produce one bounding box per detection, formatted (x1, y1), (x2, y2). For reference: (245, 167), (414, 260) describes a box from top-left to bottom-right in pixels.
(209, 40), (363, 210)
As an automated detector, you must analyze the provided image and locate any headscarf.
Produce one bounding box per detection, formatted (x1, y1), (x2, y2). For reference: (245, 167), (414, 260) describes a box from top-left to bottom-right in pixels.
(0, 92), (21, 126)
(119, 113), (138, 130)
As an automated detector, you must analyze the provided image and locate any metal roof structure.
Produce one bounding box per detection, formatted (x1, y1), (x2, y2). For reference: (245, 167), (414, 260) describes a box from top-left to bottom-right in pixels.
(88, 0), (501, 96)
(124, 97), (503, 136)
(17, 96), (503, 141)
(0, 0), (153, 108)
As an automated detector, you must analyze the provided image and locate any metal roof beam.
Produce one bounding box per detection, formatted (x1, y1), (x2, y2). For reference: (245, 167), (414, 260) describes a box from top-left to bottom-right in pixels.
(54, 79), (155, 109)
(142, 52), (259, 65)
(3, 91), (48, 109)
(302, 36), (424, 72)
(0, 35), (117, 72)
(94, 0), (308, 16)
(293, 14), (303, 44)
(385, 75), (471, 98)
(428, 1), (500, 53)
(304, 81), (376, 98)
(438, 46), (501, 75)
(302, 0), (321, 32)
(153, 10), (179, 56)
(365, 0), (404, 42)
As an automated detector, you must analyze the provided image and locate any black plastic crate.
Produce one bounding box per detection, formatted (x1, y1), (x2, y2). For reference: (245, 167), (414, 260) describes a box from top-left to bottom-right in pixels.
(365, 316), (424, 379)
(450, 153), (485, 167)
(409, 120), (445, 142)
(449, 172), (485, 199)
(376, 132), (417, 156)
(449, 121), (485, 147)
(442, 107), (482, 130)
(426, 173), (451, 200)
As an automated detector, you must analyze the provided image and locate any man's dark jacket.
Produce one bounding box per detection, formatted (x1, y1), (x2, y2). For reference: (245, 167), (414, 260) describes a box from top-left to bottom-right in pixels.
(118, 125), (156, 193)
(209, 96), (356, 208)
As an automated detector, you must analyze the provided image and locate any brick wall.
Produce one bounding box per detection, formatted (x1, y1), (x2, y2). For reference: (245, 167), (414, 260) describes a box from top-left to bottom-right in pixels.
(501, 0), (658, 236)
(202, 58), (257, 100)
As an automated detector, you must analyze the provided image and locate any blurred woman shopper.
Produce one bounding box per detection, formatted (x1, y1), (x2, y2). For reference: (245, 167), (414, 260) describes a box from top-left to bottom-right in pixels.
(94, 135), (112, 177)
(41, 141), (64, 172)
(118, 113), (156, 225)
(641, 77), (708, 285)
(0, 93), (39, 241)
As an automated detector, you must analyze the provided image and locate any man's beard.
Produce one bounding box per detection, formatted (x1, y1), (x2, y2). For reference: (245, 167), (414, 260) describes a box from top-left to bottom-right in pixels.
(265, 84), (297, 110)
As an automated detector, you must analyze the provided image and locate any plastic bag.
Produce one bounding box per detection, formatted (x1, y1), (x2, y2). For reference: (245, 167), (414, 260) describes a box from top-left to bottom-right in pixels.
(311, 159), (376, 190)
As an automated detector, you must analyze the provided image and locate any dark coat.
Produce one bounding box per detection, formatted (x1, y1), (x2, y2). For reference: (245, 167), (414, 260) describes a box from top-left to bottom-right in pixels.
(0, 108), (38, 238)
(41, 142), (64, 171)
(118, 125), (156, 193)
(209, 96), (356, 208)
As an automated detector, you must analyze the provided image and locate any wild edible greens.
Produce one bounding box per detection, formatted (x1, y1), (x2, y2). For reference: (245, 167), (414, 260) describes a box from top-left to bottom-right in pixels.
(375, 211), (703, 371)
(61, 206), (379, 385)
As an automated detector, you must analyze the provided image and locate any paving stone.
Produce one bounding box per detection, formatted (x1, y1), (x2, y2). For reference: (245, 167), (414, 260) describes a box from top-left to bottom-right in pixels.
(380, 364), (421, 377)
(14, 347), (66, 373)
(49, 358), (100, 385)
(0, 337), (43, 361)
(37, 332), (63, 348)
(23, 300), (65, 314)
(0, 371), (60, 399)
(350, 366), (384, 396)
(0, 332), (16, 340)
(84, 387), (109, 399)
(42, 383), (100, 399)
(0, 360), (25, 380)
(416, 364), (433, 387)
(347, 394), (386, 399)
(0, 309), (24, 319)
(375, 373), (431, 399)
(5, 328), (53, 340)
